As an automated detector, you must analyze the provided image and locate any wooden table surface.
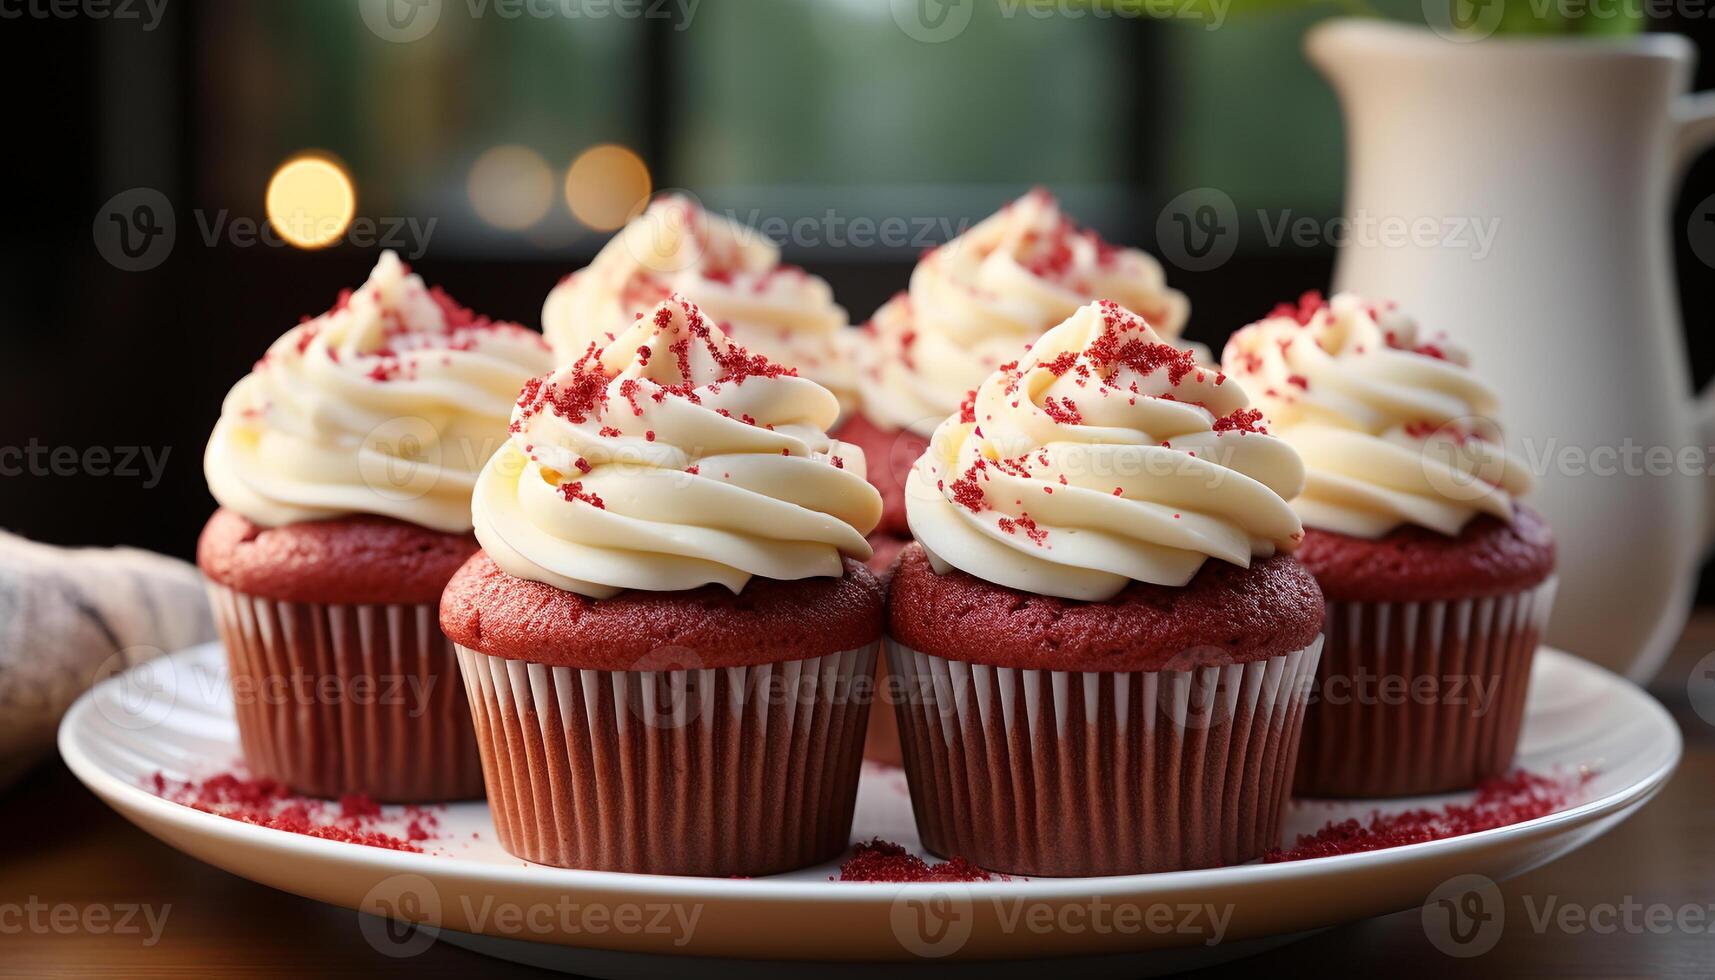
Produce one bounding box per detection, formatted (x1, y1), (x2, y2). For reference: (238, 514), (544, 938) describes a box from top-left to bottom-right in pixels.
(7, 622), (1715, 978)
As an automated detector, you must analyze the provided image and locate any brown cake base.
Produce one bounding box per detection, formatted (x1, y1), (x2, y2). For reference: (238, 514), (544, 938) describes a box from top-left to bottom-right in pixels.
(456, 642), (876, 876)
(208, 585), (483, 802)
(888, 637), (1321, 876)
(1294, 577), (1557, 798)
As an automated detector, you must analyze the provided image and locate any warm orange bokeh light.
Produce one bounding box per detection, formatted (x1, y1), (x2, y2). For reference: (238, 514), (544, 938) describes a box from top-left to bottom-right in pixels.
(266, 155), (356, 250)
(468, 145), (554, 231)
(564, 144), (652, 231)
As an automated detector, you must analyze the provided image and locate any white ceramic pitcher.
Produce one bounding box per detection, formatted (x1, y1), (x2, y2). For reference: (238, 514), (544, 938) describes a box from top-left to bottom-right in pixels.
(1308, 19), (1715, 680)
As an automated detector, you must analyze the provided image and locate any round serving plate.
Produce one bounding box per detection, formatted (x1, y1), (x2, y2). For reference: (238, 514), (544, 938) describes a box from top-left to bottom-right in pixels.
(60, 643), (1679, 976)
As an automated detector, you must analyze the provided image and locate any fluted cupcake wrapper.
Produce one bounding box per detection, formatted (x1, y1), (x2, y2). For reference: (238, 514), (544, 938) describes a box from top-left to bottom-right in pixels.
(886, 639), (1323, 877)
(1295, 577), (1558, 799)
(454, 643), (878, 877)
(206, 584), (484, 803)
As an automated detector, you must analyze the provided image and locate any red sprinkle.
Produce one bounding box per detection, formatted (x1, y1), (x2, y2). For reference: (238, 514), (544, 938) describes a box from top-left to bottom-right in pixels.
(836, 839), (996, 882)
(1269, 290), (1327, 326)
(1266, 769), (1591, 862)
(1041, 395), (1083, 425)
(957, 389), (979, 424)
(559, 481), (607, 509)
(1212, 407), (1268, 434)
(150, 772), (436, 853)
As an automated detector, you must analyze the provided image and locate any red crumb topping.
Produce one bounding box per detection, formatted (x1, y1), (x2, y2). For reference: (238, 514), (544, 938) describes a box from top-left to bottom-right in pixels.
(1041, 395), (1083, 425)
(949, 475), (987, 514)
(527, 344), (611, 424)
(1212, 407), (1268, 434)
(150, 772), (442, 853)
(957, 389), (979, 424)
(1269, 290), (1327, 326)
(514, 297), (797, 435)
(1089, 301), (1198, 387)
(836, 839), (996, 882)
(996, 513), (1049, 546)
(559, 481), (607, 509)
(1266, 770), (1591, 862)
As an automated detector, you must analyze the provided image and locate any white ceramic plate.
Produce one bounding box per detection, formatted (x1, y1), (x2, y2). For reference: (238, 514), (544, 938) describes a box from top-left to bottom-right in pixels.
(59, 643), (1678, 976)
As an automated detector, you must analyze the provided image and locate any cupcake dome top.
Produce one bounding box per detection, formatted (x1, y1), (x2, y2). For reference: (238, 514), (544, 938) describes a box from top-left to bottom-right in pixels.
(1221, 292), (1535, 539)
(475, 295), (881, 599)
(204, 251), (552, 534)
(856, 188), (1191, 438)
(906, 300), (1304, 602)
(542, 195), (855, 410)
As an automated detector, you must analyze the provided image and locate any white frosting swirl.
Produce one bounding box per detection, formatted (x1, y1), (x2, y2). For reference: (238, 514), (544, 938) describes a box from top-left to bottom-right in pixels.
(907, 300), (1304, 601)
(1221, 292), (1534, 538)
(205, 251), (553, 533)
(856, 189), (1192, 437)
(543, 195), (856, 410)
(477, 295), (882, 598)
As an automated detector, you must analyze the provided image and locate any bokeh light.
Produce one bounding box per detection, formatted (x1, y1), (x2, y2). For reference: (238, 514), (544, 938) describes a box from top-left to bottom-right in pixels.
(265, 155), (355, 250)
(564, 144), (651, 231)
(467, 145), (554, 231)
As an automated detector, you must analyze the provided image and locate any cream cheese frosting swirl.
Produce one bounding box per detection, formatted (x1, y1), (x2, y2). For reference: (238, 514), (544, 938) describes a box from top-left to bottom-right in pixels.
(857, 188), (1192, 438)
(542, 195), (856, 411)
(477, 295), (881, 598)
(205, 251), (552, 533)
(1221, 292), (1534, 538)
(906, 300), (1304, 602)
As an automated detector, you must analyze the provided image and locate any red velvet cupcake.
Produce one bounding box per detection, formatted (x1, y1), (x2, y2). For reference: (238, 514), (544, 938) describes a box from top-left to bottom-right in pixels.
(891, 301), (1320, 877)
(848, 187), (1191, 539)
(450, 296), (884, 876)
(1224, 293), (1556, 797)
(848, 189), (1192, 767)
(199, 252), (551, 801)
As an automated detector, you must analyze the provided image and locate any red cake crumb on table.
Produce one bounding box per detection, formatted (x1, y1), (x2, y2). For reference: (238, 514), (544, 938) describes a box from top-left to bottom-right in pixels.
(150, 771), (444, 853)
(836, 839), (998, 882)
(1266, 769), (1591, 862)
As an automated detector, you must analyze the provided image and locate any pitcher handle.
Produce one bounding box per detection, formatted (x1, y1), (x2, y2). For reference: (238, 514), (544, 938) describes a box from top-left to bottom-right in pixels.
(1675, 92), (1715, 177)
(1679, 92), (1715, 548)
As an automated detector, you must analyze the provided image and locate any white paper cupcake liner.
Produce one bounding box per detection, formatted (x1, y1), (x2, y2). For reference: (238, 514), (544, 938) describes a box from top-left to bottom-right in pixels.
(1296, 576), (1558, 798)
(454, 642), (878, 876)
(886, 638), (1323, 877)
(206, 584), (483, 802)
